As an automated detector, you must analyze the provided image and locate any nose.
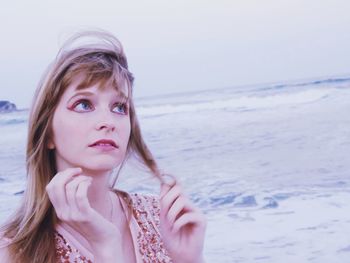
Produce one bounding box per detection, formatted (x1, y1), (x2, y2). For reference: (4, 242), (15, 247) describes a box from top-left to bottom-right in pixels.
(95, 111), (116, 132)
(96, 122), (115, 132)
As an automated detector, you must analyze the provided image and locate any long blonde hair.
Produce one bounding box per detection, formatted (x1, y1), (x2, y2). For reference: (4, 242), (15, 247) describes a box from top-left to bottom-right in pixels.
(0, 30), (162, 263)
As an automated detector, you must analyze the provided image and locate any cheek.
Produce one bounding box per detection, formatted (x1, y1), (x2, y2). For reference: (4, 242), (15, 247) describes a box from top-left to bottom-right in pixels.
(121, 119), (131, 145)
(52, 115), (86, 147)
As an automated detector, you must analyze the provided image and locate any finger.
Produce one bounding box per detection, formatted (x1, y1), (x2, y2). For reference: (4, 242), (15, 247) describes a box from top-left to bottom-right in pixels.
(46, 167), (82, 214)
(160, 173), (176, 187)
(166, 196), (189, 226)
(159, 174), (177, 198)
(172, 211), (206, 233)
(160, 183), (171, 199)
(65, 175), (91, 218)
(49, 167), (83, 186)
(75, 178), (92, 215)
(160, 184), (182, 217)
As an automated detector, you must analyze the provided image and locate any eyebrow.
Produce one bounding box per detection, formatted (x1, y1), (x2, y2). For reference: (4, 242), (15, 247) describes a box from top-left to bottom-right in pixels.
(67, 90), (129, 104)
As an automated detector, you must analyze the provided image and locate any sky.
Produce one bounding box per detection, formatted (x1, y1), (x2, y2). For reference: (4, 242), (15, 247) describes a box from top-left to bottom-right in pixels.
(0, 0), (350, 108)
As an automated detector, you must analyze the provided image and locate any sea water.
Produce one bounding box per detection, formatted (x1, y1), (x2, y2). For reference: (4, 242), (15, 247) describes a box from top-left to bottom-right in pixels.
(1, 78), (350, 262)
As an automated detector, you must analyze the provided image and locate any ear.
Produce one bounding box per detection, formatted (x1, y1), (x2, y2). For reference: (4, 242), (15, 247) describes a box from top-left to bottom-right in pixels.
(47, 139), (55, 149)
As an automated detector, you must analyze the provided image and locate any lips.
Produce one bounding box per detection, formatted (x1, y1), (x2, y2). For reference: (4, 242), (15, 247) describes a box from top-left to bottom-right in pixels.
(89, 139), (118, 148)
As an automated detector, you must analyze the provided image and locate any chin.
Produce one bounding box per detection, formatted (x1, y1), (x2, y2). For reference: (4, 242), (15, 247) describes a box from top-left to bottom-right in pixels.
(81, 161), (122, 172)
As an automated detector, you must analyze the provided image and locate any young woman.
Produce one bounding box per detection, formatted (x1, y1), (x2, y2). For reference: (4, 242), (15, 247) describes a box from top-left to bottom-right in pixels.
(0, 30), (206, 263)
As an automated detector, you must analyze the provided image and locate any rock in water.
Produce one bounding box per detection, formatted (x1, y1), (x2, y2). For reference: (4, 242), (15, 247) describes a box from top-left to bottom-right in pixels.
(0, 100), (17, 112)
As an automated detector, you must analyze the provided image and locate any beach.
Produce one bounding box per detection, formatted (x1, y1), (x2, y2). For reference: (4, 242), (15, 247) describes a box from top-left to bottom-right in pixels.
(1, 78), (350, 262)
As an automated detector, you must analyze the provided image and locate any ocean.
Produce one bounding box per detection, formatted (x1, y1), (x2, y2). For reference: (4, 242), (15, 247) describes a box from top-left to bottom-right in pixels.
(1, 77), (350, 262)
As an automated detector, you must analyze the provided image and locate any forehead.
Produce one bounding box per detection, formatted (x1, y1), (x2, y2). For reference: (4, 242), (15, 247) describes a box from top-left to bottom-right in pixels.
(64, 74), (129, 98)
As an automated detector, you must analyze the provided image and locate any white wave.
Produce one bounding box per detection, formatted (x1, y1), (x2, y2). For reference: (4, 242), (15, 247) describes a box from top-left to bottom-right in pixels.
(137, 88), (333, 116)
(0, 110), (29, 126)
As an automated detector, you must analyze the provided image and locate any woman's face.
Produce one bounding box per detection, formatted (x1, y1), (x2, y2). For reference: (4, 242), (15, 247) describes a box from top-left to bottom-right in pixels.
(48, 76), (131, 173)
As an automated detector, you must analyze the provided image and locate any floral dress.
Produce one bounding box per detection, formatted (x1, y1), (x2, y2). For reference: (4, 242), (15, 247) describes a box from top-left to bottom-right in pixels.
(55, 193), (173, 263)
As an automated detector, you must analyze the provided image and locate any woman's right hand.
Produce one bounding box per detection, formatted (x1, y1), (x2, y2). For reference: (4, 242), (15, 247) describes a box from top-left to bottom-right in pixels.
(46, 167), (121, 262)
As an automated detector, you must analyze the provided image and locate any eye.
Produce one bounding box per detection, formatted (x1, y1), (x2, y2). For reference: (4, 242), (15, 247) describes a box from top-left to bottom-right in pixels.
(72, 99), (93, 112)
(112, 102), (128, 114)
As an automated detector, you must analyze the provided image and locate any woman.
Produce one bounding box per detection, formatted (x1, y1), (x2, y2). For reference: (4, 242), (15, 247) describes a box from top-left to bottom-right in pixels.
(0, 30), (206, 263)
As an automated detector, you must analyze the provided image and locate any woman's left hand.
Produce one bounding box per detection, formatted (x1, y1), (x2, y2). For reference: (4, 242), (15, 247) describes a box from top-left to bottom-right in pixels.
(159, 181), (206, 263)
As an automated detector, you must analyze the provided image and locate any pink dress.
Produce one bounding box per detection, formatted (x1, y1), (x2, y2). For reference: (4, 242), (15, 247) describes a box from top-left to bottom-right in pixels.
(55, 193), (173, 263)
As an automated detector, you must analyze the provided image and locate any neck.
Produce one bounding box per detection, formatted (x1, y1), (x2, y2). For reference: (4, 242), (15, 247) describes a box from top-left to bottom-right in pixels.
(82, 168), (114, 220)
(80, 169), (124, 226)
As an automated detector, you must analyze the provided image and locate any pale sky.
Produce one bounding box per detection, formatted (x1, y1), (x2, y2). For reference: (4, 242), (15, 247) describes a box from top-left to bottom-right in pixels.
(1, 0), (350, 108)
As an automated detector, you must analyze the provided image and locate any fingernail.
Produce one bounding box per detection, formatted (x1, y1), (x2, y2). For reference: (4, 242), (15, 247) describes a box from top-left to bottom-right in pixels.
(161, 173), (176, 186)
(75, 167), (82, 172)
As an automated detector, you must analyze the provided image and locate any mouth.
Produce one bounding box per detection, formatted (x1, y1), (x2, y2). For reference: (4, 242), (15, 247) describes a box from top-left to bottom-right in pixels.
(89, 139), (119, 148)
